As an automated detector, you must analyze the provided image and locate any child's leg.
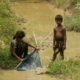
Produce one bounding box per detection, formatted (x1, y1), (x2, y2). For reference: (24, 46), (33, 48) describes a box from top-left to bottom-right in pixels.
(52, 49), (59, 61)
(60, 49), (64, 60)
(59, 41), (64, 60)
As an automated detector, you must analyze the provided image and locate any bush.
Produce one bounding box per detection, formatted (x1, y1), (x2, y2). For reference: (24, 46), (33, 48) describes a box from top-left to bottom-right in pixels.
(0, 0), (17, 44)
(64, 16), (74, 31)
(64, 10), (80, 32)
(0, 0), (19, 69)
(47, 59), (80, 80)
(0, 47), (19, 69)
(69, 0), (78, 8)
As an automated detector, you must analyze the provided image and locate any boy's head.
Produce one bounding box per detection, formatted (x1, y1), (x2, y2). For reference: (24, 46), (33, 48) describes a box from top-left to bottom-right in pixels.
(15, 30), (25, 41)
(55, 14), (63, 25)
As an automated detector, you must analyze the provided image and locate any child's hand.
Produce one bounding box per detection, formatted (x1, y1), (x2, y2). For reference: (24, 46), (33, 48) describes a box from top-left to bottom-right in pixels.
(63, 45), (66, 50)
(20, 58), (25, 62)
(35, 46), (40, 50)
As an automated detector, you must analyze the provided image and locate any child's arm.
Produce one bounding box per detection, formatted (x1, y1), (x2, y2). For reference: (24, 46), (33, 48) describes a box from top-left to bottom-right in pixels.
(11, 42), (25, 62)
(63, 28), (66, 49)
(27, 43), (39, 50)
(53, 29), (56, 50)
(12, 48), (24, 61)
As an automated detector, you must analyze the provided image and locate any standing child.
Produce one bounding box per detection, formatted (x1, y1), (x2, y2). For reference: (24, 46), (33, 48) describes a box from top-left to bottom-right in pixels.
(10, 30), (39, 62)
(52, 14), (66, 61)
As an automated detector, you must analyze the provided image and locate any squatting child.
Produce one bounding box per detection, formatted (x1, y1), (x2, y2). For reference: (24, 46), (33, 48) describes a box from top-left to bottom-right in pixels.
(10, 30), (39, 62)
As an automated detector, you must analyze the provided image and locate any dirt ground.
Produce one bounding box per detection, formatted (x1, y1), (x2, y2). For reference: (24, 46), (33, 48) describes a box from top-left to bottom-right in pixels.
(0, 1), (80, 80)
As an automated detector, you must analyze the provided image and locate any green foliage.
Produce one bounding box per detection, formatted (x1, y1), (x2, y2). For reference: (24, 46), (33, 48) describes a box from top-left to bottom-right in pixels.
(64, 16), (74, 31)
(0, 0), (17, 44)
(47, 59), (80, 80)
(69, 0), (78, 8)
(0, 0), (19, 69)
(0, 47), (19, 69)
(64, 10), (80, 32)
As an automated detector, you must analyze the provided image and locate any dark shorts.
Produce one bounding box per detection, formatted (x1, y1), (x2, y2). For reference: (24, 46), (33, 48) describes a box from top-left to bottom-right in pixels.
(55, 38), (64, 50)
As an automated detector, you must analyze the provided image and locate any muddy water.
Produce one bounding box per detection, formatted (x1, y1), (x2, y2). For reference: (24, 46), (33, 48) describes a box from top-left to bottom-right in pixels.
(0, 70), (57, 80)
(0, 2), (80, 80)
(11, 2), (70, 36)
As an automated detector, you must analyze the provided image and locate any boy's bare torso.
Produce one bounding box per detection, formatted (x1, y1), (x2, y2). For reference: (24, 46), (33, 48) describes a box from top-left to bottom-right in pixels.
(54, 26), (65, 40)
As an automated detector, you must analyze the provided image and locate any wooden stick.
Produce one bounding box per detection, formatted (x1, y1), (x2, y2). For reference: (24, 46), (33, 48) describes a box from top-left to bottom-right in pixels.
(33, 31), (38, 45)
(39, 30), (53, 46)
(15, 62), (22, 69)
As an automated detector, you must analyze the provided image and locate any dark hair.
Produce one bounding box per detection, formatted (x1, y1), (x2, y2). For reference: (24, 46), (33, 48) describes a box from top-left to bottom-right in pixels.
(13, 30), (25, 39)
(55, 14), (63, 21)
(13, 35), (16, 39)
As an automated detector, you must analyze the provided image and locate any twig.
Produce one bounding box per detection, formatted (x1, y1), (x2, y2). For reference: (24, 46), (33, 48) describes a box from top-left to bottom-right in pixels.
(33, 31), (38, 46)
(15, 62), (22, 70)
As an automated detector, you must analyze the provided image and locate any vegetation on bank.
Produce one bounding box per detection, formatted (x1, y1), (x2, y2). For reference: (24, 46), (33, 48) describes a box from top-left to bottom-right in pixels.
(0, 0), (18, 69)
(0, 0), (37, 69)
(46, 0), (80, 8)
(0, 0), (17, 44)
(46, 59), (80, 80)
(0, 47), (19, 69)
(64, 10), (80, 32)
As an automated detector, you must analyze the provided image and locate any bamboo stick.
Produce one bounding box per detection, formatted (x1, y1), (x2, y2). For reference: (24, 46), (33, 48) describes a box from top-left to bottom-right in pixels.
(39, 30), (53, 46)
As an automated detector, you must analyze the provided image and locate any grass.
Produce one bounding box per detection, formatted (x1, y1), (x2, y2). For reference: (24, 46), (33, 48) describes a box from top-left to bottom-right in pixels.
(0, 0), (19, 69)
(0, 47), (19, 69)
(64, 9), (80, 32)
(46, 59), (80, 80)
(69, 0), (80, 8)
(0, 0), (18, 44)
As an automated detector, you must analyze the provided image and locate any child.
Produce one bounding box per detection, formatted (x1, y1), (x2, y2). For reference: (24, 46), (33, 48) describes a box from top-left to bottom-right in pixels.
(52, 14), (66, 61)
(10, 30), (39, 62)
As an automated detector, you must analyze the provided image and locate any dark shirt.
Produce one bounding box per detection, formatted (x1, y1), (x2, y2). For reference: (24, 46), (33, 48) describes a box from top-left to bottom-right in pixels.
(10, 39), (28, 58)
